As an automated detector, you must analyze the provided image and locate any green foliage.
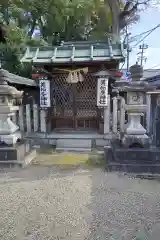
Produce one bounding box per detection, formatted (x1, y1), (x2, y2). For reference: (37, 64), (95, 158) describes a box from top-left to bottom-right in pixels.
(0, 0), (149, 76)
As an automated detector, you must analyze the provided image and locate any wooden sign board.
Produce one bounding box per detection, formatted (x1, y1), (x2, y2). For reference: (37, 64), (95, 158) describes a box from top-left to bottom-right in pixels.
(97, 78), (108, 107)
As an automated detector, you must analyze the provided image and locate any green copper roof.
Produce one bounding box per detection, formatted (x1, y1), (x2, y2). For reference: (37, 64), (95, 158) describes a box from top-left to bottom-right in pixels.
(21, 40), (125, 64)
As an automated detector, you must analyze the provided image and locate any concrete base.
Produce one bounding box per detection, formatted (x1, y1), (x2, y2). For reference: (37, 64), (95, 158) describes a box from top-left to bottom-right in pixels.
(26, 132), (113, 151)
(0, 139), (36, 167)
(104, 140), (160, 174)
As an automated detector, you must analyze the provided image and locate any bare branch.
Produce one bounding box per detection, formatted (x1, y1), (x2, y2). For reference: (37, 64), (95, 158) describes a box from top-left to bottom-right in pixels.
(119, 0), (150, 29)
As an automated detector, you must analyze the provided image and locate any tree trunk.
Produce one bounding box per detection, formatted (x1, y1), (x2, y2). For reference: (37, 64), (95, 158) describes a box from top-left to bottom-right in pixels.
(105, 0), (120, 43)
(27, 18), (36, 38)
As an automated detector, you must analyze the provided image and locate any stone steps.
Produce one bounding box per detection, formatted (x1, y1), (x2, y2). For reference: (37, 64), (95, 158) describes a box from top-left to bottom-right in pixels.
(56, 148), (92, 152)
(26, 133), (111, 149)
(56, 139), (92, 152)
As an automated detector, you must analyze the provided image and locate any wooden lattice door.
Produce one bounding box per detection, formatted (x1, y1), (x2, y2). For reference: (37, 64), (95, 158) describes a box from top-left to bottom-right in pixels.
(51, 73), (99, 130)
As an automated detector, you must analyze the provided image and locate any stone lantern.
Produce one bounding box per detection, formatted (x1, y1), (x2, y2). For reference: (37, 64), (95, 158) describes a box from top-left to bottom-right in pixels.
(121, 64), (152, 147)
(105, 64), (160, 174)
(0, 69), (23, 145)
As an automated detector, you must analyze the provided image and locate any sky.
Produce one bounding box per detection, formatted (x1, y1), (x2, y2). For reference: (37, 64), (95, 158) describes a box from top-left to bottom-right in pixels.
(127, 5), (160, 69)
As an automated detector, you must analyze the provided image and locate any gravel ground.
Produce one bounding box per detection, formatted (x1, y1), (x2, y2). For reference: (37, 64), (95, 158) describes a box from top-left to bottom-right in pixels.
(0, 166), (160, 239)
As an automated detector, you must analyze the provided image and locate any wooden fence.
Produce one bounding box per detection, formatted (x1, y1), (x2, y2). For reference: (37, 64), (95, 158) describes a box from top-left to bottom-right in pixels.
(11, 95), (127, 135)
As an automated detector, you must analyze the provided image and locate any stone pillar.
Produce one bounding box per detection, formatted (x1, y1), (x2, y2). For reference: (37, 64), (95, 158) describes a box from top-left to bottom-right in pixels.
(122, 64), (152, 147)
(146, 93), (151, 134)
(40, 109), (47, 132)
(33, 104), (39, 132)
(104, 95), (110, 134)
(0, 69), (23, 145)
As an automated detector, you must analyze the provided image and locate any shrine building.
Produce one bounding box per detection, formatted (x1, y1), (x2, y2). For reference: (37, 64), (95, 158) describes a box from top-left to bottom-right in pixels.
(20, 40), (125, 149)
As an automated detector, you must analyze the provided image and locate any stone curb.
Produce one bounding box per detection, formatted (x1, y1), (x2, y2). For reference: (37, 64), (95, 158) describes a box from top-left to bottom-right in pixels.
(123, 172), (160, 180)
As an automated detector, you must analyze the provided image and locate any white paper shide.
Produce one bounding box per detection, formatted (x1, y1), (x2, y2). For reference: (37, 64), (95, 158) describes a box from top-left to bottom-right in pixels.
(97, 78), (108, 107)
(39, 78), (51, 107)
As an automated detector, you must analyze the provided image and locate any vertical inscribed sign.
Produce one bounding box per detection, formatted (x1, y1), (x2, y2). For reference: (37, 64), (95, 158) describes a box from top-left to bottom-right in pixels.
(39, 77), (51, 107)
(97, 78), (108, 107)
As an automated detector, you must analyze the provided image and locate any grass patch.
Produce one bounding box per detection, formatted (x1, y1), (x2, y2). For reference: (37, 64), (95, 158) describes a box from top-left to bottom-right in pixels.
(32, 150), (106, 169)
(33, 152), (88, 166)
(86, 151), (106, 168)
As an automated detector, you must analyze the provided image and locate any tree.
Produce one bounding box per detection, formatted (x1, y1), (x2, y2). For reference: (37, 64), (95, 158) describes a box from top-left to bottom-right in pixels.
(0, 0), (154, 76)
(0, 22), (47, 77)
(0, 0), (151, 43)
(104, 0), (151, 42)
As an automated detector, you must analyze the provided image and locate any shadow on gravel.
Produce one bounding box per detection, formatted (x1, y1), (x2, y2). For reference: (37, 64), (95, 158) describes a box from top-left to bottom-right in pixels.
(85, 169), (160, 240)
(0, 166), (160, 239)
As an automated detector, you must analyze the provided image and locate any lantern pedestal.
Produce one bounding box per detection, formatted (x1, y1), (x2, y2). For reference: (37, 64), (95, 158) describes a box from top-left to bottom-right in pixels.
(104, 141), (160, 174)
(0, 139), (36, 167)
